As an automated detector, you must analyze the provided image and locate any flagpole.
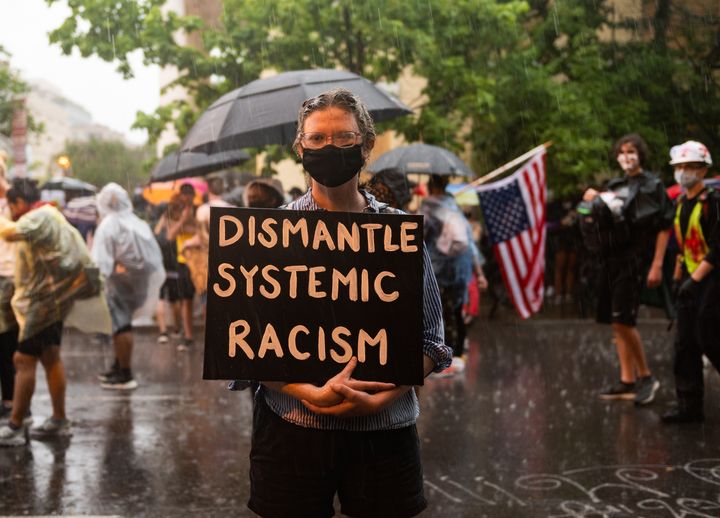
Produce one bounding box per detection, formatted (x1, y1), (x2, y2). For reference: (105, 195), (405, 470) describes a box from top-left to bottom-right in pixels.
(455, 141), (553, 195)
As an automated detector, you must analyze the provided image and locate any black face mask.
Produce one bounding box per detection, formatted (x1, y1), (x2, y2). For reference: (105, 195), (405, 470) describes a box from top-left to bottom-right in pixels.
(302, 145), (364, 188)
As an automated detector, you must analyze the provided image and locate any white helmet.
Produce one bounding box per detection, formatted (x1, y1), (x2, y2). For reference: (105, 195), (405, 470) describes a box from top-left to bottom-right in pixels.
(669, 140), (712, 166)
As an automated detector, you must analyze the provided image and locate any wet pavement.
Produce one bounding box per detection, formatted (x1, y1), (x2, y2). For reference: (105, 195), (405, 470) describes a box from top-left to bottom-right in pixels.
(1, 310), (719, 517)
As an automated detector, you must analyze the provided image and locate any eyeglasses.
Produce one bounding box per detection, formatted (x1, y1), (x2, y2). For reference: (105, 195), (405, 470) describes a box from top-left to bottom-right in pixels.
(300, 131), (361, 150)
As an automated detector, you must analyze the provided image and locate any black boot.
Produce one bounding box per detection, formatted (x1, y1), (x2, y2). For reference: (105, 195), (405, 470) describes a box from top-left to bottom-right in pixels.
(661, 400), (704, 424)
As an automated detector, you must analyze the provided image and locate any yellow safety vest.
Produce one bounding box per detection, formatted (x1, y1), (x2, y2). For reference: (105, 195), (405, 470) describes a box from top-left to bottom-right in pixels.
(674, 195), (709, 274)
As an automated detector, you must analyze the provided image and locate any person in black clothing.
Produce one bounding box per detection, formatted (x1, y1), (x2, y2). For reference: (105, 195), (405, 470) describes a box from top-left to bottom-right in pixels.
(662, 141), (720, 423)
(582, 134), (674, 405)
(546, 196), (580, 305)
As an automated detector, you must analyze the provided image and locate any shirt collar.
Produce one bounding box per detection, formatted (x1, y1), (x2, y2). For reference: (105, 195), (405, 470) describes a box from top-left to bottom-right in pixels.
(291, 188), (384, 213)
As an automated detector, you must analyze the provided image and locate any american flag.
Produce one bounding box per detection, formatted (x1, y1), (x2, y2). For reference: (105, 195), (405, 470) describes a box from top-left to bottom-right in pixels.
(477, 150), (547, 319)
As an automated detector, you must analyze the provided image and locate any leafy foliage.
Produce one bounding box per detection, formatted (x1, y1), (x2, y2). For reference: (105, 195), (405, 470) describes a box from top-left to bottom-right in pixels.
(46, 0), (720, 194)
(0, 45), (42, 138)
(63, 137), (153, 189)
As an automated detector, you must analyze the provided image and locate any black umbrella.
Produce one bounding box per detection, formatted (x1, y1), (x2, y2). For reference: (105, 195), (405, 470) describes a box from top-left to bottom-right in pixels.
(150, 149), (251, 182)
(367, 143), (473, 177)
(180, 69), (412, 153)
(41, 176), (97, 195)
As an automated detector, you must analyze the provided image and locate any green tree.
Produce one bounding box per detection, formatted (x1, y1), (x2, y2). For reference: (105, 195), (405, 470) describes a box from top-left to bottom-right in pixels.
(63, 137), (153, 190)
(0, 45), (42, 138)
(45, 0), (526, 149)
(45, 0), (720, 194)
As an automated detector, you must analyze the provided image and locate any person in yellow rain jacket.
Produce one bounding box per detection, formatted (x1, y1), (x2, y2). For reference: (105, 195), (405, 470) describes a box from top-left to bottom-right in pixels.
(662, 141), (720, 424)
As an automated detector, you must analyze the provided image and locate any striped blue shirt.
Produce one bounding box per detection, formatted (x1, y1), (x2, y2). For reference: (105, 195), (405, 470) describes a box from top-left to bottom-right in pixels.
(260, 189), (451, 431)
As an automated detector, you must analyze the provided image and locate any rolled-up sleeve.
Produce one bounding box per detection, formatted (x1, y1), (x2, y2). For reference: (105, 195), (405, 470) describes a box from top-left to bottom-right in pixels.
(421, 245), (452, 372)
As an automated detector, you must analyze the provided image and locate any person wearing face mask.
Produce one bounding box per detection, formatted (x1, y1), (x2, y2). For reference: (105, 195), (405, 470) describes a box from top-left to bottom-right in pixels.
(662, 140), (720, 423)
(582, 133), (674, 405)
(245, 88), (451, 518)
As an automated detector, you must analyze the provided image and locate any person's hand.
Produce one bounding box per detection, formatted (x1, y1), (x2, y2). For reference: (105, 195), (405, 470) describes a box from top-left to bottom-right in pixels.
(301, 357), (395, 408)
(114, 263), (127, 274)
(180, 205), (192, 222)
(677, 277), (700, 301)
(646, 264), (662, 288)
(477, 273), (488, 291)
(582, 188), (599, 202)
(301, 383), (409, 418)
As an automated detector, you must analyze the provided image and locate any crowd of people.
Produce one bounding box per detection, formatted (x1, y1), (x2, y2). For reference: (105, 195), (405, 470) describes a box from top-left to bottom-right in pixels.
(0, 89), (717, 516)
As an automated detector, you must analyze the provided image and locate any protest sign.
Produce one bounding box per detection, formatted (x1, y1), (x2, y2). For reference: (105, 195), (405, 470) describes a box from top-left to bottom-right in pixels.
(203, 207), (425, 385)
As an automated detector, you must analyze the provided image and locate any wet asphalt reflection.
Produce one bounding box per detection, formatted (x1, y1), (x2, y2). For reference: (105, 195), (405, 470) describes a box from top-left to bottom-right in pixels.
(1, 309), (718, 517)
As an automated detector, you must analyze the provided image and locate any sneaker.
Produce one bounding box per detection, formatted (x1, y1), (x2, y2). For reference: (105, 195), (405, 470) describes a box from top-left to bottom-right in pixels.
(634, 375), (660, 405)
(97, 359), (120, 382)
(100, 371), (138, 390)
(29, 417), (72, 438)
(157, 332), (169, 344)
(177, 338), (193, 352)
(598, 381), (636, 401)
(0, 423), (26, 447)
(0, 408), (33, 426)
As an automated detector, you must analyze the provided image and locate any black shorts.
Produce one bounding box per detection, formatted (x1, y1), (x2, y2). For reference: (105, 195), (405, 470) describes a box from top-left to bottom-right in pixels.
(17, 322), (64, 357)
(160, 263), (195, 302)
(595, 256), (644, 327)
(248, 395), (427, 518)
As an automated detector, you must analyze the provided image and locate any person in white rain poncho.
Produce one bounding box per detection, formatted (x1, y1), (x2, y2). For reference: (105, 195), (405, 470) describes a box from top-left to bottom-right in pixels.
(0, 179), (109, 447)
(93, 183), (165, 390)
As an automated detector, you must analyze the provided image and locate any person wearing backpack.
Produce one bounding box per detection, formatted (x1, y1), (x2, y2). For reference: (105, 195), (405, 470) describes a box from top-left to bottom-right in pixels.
(421, 174), (482, 376)
(582, 134), (674, 405)
(662, 141), (720, 423)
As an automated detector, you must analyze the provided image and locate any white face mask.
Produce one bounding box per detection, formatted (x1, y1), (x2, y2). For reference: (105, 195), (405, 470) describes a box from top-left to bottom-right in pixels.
(674, 168), (701, 189)
(617, 152), (640, 173)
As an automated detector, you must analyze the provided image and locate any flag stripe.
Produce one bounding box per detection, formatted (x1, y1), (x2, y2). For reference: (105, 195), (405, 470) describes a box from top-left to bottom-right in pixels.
(506, 238), (534, 316)
(519, 171), (538, 243)
(496, 243), (530, 318)
(478, 149), (547, 319)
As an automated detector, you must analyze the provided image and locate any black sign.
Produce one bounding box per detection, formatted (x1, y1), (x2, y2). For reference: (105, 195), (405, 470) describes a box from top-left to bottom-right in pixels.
(202, 207), (425, 385)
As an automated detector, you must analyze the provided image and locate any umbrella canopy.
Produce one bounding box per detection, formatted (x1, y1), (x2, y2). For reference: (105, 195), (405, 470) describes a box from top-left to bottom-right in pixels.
(150, 149), (251, 182)
(142, 178), (207, 206)
(180, 69), (412, 153)
(367, 143), (473, 177)
(41, 176), (97, 195)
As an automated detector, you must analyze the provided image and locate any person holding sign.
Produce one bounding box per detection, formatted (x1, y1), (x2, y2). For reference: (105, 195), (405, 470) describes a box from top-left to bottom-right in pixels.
(246, 88), (451, 518)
